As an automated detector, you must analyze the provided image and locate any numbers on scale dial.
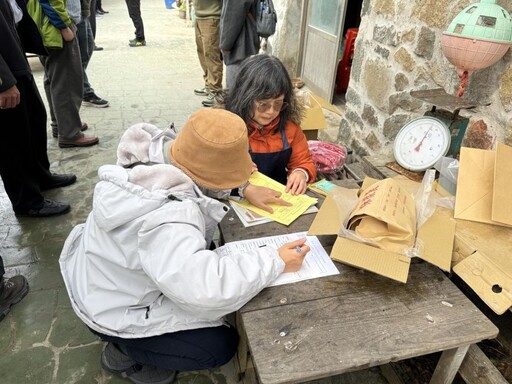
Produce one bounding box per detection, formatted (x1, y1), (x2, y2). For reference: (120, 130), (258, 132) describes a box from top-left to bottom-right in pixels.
(394, 116), (450, 171)
(398, 123), (447, 167)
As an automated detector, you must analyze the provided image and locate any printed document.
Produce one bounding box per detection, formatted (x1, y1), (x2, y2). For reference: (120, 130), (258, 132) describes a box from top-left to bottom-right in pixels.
(230, 172), (318, 226)
(229, 201), (318, 227)
(213, 232), (339, 286)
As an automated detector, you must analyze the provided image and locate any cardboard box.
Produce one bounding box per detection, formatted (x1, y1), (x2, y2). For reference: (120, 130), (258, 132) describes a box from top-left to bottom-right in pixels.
(435, 173), (512, 315)
(300, 92), (328, 140)
(451, 215), (512, 315)
(308, 176), (456, 283)
(454, 143), (512, 227)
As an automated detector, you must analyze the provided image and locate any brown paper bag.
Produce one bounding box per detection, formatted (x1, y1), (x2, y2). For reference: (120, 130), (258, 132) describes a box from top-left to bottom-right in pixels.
(347, 178), (417, 253)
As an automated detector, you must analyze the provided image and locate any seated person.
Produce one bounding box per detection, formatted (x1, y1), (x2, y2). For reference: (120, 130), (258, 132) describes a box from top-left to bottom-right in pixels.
(59, 109), (310, 384)
(223, 54), (317, 195)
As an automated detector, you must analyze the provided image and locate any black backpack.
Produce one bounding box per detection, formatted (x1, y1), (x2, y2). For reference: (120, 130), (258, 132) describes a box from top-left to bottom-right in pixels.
(251, 0), (277, 39)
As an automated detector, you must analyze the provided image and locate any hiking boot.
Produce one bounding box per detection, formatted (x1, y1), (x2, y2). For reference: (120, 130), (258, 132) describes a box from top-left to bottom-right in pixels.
(0, 275), (29, 322)
(194, 87), (208, 96)
(129, 40), (146, 47)
(83, 93), (109, 108)
(101, 343), (177, 384)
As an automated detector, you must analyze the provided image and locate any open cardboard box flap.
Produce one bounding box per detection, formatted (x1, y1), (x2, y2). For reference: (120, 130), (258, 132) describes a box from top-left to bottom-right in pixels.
(300, 92), (330, 140)
(455, 143), (512, 227)
(436, 175), (512, 315)
(308, 176), (456, 283)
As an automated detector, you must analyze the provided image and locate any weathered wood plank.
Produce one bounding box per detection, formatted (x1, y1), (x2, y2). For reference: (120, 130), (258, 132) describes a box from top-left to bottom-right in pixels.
(429, 345), (469, 384)
(379, 364), (405, 384)
(241, 263), (498, 384)
(362, 154), (398, 180)
(459, 344), (509, 384)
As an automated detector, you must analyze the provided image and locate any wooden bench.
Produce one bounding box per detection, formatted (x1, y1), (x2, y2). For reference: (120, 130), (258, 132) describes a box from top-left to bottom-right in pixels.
(218, 180), (499, 384)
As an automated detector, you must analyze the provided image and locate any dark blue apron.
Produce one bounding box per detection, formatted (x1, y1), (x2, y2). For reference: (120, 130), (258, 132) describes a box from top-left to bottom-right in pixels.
(249, 127), (292, 185)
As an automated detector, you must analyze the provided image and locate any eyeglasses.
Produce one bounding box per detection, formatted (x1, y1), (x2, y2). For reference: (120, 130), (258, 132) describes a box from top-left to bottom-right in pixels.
(255, 100), (289, 113)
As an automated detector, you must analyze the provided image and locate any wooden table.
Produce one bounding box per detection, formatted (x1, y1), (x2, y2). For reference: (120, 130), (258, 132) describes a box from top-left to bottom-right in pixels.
(218, 187), (498, 384)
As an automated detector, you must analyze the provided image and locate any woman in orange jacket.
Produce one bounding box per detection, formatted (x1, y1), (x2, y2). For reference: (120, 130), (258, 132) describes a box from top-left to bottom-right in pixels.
(224, 54), (316, 195)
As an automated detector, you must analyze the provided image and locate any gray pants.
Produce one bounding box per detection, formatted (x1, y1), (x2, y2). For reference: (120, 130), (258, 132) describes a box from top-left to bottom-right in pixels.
(225, 63), (240, 91)
(40, 32), (84, 141)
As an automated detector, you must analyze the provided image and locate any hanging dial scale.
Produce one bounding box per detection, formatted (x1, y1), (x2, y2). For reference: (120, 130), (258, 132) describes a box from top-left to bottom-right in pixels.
(393, 116), (451, 172)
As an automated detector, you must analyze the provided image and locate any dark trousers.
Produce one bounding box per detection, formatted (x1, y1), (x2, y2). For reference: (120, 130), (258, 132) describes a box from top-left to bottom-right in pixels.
(90, 0), (97, 38)
(76, 17), (95, 96)
(125, 0), (145, 40)
(0, 256), (4, 279)
(92, 325), (239, 371)
(0, 75), (52, 213)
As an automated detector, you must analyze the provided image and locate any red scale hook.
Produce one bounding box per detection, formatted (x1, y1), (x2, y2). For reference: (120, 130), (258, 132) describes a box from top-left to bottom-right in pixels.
(456, 71), (469, 98)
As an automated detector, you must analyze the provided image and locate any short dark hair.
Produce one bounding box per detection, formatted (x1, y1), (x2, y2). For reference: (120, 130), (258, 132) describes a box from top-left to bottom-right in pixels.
(224, 54), (302, 131)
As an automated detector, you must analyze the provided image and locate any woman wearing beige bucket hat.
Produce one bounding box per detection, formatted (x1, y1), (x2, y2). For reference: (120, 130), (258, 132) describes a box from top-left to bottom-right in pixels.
(59, 109), (310, 384)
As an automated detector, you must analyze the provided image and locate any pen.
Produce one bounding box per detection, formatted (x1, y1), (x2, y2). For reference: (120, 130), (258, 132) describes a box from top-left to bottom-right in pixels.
(295, 246), (301, 253)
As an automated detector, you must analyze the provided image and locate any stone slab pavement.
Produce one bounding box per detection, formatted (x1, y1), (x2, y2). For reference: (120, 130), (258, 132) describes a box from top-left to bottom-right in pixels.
(0, 1), (385, 383)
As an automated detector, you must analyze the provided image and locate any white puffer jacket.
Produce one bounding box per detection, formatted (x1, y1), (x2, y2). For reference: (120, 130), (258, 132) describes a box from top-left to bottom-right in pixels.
(59, 163), (284, 338)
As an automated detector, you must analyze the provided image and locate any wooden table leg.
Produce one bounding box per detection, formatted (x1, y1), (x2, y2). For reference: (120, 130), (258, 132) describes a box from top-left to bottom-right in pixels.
(235, 312), (248, 380)
(429, 344), (470, 384)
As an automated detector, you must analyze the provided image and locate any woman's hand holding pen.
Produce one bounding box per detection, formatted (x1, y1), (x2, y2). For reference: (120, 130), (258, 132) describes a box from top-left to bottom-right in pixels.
(244, 184), (292, 213)
(278, 238), (310, 272)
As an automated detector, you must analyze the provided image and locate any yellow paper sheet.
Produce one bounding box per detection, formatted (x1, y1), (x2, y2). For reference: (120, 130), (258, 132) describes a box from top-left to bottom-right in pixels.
(231, 172), (318, 226)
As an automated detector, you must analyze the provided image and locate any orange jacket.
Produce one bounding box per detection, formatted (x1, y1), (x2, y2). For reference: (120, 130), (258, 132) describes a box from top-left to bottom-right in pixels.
(248, 119), (317, 182)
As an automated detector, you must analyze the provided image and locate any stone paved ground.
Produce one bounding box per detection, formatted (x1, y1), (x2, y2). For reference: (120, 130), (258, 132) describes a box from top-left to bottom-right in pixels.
(3, 1), (508, 383)
(0, 1), (380, 383)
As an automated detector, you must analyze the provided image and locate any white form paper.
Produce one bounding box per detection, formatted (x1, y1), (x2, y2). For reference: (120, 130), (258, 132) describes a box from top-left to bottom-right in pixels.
(214, 231), (339, 286)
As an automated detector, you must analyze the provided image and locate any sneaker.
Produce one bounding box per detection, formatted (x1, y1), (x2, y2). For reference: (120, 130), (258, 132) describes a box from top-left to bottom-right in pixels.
(40, 173), (77, 191)
(201, 93), (216, 107)
(129, 40), (146, 47)
(101, 343), (138, 373)
(83, 93), (109, 108)
(194, 87), (208, 96)
(0, 275), (29, 322)
(127, 365), (177, 384)
(101, 343), (177, 384)
(15, 199), (71, 217)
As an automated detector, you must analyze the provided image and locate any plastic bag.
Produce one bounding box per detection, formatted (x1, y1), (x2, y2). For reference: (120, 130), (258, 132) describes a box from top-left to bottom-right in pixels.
(307, 140), (347, 174)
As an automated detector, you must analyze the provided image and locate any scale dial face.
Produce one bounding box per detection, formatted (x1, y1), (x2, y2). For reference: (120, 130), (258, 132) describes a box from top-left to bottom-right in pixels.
(393, 116), (451, 172)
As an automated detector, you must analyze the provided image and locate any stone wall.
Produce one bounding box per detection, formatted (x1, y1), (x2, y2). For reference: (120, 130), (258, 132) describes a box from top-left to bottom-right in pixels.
(339, 0), (512, 159)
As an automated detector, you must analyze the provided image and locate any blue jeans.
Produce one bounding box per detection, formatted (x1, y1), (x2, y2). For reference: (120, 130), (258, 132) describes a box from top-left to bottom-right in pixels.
(91, 325), (239, 371)
(76, 17), (95, 96)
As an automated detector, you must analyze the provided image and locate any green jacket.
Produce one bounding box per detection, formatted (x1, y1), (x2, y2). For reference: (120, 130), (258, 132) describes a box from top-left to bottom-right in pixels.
(27, 0), (71, 49)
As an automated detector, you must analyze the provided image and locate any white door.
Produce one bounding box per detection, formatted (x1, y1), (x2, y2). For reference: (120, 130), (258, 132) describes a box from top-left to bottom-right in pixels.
(300, 0), (347, 102)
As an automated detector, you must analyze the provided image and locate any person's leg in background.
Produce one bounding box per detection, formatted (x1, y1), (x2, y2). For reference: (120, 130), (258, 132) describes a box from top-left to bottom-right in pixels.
(89, 0), (103, 51)
(96, 0), (108, 14)
(193, 18), (209, 97)
(0, 75), (72, 216)
(40, 34), (99, 147)
(199, 18), (223, 107)
(225, 63), (240, 91)
(76, 17), (109, 108)
(125, 0), (146, 46)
